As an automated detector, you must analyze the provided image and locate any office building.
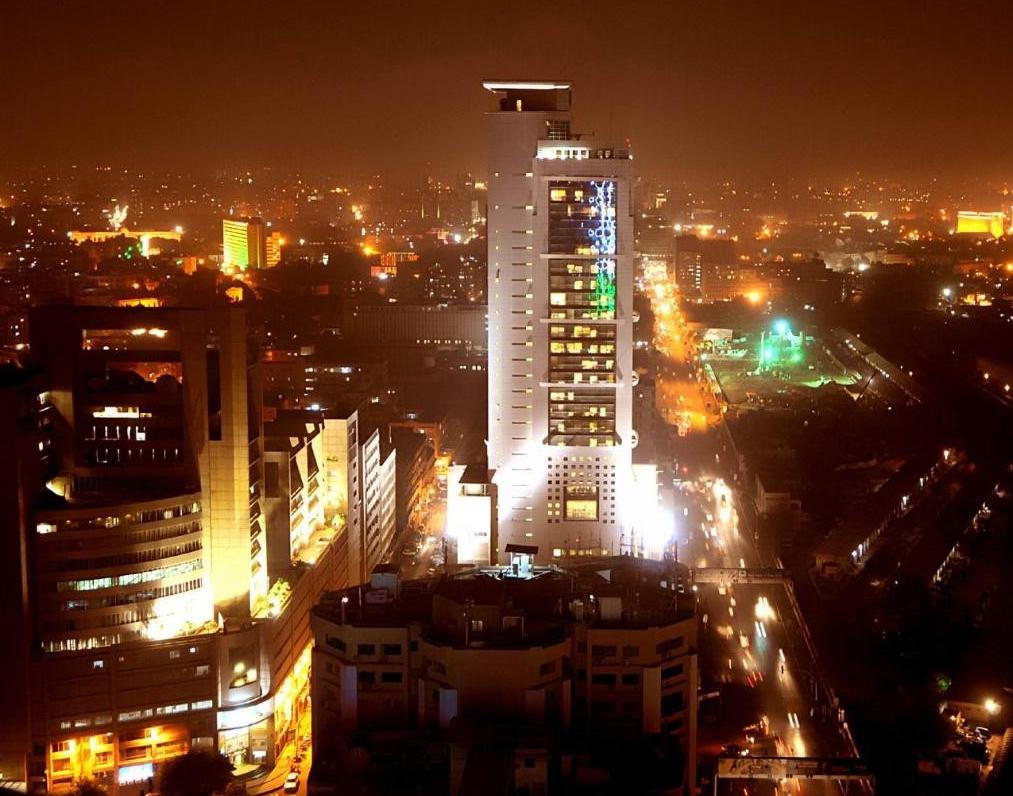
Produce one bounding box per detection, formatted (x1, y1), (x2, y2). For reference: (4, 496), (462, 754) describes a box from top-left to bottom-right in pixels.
(309, 554), (698, 794)
(636, 211), (674, 282)
(265, 231), (284, 268)
(484, 81), (638, 561)
(318, 404), (362, 564)
(29, 305), (266, 622)
(356, 426), (397, 582)
(318, 404), (397, 586)
(674, 235), (736, 298)
(373, 251), (420, 279)
(341, 303), (487, 349)
(222, 217), (267, 270)
(262, 411), (328, 583)
(0, 306), (353, 793)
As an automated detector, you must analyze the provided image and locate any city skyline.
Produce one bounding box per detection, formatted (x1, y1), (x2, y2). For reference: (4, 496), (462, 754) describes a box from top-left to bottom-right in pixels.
(4, 1), (1013, 182)
(2, 6), (1012, 794)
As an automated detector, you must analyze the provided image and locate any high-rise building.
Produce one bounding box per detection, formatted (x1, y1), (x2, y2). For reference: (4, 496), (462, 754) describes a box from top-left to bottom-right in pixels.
(28, 305), (266, 621)
(484, 81), (637, 561)
(222, 217), (267, 270)
(674, 235), (736, 298)
(357, 427), (397, 582)
(636, 211), (674, 282)
(265, 231), (284, 268)
(0, 306), (353, 793)
(318, 404), (397, 585)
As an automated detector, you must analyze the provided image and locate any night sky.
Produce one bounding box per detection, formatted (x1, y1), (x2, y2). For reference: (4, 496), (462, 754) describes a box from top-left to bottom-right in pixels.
(3, 0), (1012, 182)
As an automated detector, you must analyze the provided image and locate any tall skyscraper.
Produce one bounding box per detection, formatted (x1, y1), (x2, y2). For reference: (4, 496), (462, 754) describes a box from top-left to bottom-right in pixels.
(484, 81), (636, 560)
(222, 217), (267, 270)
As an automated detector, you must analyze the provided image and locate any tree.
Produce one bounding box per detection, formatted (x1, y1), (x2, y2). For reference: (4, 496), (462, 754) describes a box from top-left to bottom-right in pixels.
(70, 779), (107, 796)
(158, 750), (235, 796)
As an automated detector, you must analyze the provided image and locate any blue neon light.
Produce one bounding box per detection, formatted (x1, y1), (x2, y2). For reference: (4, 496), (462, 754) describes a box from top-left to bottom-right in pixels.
(587, 180), (616, 255)
(586, 181), (617, 317)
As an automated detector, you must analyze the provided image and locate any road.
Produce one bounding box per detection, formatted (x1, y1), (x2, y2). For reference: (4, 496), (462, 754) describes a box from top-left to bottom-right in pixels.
(651, 283), (717, 436)
(246, 710), (312, 796)
(647, 278), (866, 795)
(400, 497), (448, 580)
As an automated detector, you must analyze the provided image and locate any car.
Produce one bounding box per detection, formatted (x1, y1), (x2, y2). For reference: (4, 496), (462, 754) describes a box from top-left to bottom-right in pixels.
(974, 726), (992, 741)
(284, 772), (299, 793)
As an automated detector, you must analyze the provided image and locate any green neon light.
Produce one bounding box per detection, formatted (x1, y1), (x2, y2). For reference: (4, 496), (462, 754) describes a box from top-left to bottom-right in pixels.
(592, 260), (616, 318)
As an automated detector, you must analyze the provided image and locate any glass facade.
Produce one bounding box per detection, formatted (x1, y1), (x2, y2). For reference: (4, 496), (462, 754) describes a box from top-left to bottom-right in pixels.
(548, 260), (617, 321)
(548, 323), (616, 385)
(546, 182), (620, 446)
(36, 496), (209, 650)
(548, 389), (616, 447)
(547, 180), (617, 320)
(547, 180), (616, 256)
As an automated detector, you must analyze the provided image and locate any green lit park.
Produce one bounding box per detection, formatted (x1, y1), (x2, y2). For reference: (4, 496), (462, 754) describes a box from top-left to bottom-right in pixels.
(700, 319), (859, 407)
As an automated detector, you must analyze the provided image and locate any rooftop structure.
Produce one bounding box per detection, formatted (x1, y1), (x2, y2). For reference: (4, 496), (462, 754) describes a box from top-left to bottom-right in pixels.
(310, 554), (698, 793)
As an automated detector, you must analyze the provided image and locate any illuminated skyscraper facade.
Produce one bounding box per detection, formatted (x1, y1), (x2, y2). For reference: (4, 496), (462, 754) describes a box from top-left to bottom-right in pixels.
(222, 217), (267, 269)
(29, 305), (267, 626)
(0, 307), (353, 793)
(484, 81), (635, 560)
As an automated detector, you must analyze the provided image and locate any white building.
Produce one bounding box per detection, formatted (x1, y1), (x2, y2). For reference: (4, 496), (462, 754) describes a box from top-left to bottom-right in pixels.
(446, 464), (497, 565)
(359, 428), (397, 581)
(318, 407), (396, 585)
(484, 81), (636, 561)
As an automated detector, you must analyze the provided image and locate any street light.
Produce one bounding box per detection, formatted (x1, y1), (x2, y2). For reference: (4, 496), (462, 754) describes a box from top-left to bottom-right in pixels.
(985, 698), (1001, 715)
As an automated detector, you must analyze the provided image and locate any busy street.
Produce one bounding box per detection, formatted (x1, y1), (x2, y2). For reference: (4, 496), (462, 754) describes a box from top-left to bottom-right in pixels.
(647, 277), (867, 794)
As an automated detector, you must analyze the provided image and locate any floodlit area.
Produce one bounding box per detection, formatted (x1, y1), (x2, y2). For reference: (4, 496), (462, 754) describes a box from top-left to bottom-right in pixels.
(702, 321), (860, 407)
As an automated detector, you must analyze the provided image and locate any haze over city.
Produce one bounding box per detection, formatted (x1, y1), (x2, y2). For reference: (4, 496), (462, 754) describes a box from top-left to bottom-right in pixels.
(4, 1), (1013, 181)
(1, 3), (1012, 796)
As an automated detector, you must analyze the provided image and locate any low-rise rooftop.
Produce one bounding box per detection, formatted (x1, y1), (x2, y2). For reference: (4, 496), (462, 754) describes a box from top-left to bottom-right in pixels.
(314, 555), (695, 647)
